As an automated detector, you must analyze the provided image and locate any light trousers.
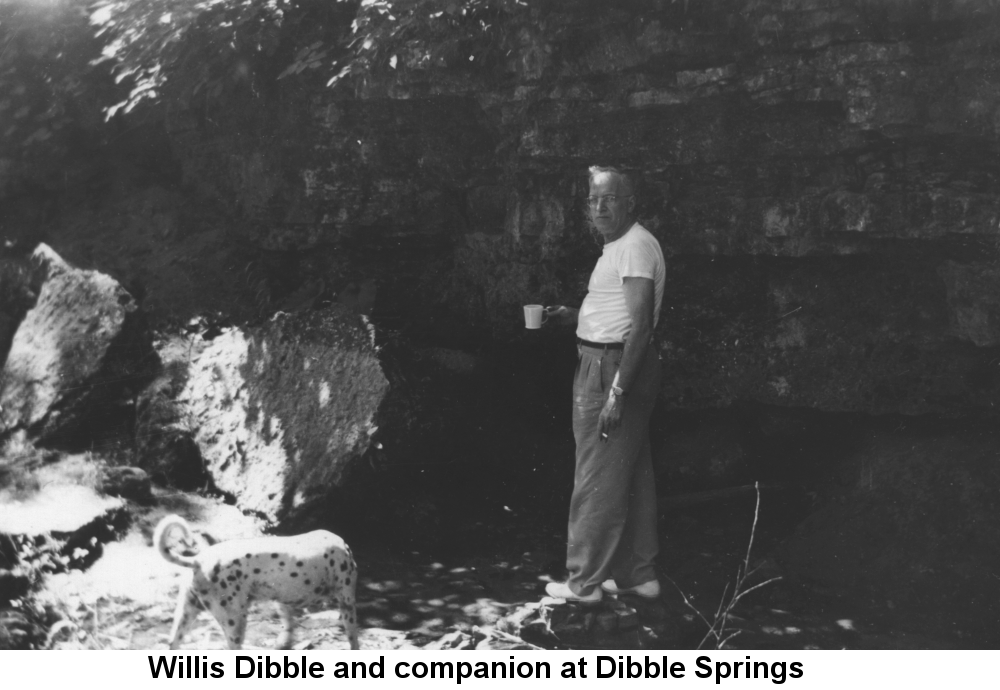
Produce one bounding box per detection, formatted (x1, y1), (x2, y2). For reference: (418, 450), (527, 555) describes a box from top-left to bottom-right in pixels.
(565, 343), (661, 596)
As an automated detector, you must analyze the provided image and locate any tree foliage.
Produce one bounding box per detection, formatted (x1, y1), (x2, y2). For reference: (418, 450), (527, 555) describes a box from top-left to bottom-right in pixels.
(0, 0), (540, 184)
(89, 0), (292, 116)
(329, 0), (531, 88)
(87, 0), (533, 116)
(0, 0), (539, 126)
(0, 2), (111, 156)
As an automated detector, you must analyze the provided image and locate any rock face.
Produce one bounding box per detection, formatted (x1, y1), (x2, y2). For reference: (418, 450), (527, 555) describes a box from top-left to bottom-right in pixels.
(5, 4), (1000, 431)
(157, 1), (1000, 419)
(134, 336), (208, 489)
(177, 307), (388, 523)
(0, 244), (154, 445)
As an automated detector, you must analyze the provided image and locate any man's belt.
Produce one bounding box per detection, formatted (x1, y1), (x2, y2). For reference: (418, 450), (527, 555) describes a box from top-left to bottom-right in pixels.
(577, 338), (624, 351)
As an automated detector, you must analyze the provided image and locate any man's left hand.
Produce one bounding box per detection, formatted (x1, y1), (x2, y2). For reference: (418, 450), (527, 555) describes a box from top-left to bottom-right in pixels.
(598, 393), (624, 440)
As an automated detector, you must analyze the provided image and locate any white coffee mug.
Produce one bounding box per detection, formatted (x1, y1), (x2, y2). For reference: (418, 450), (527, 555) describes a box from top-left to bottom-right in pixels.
(524, 304), (548, 329)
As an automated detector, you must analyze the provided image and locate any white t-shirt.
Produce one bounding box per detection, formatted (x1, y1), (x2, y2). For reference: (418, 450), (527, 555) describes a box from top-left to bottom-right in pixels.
(576, 222), (665, 344)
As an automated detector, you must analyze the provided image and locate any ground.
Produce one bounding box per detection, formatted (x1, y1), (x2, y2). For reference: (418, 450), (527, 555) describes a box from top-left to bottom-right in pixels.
(31, 483), (957, 651)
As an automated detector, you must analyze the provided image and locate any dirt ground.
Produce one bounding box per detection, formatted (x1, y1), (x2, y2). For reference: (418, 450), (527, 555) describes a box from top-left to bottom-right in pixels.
(31, 482), (958, 651)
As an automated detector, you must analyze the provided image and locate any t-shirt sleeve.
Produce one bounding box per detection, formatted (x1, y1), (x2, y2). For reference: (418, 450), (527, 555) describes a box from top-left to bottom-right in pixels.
(616, 234), (658, 281)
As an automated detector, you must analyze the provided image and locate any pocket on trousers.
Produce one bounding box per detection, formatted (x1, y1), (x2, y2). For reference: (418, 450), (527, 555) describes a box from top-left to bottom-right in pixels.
(574, 353), (605, 400)
(602, 350), (622, 392)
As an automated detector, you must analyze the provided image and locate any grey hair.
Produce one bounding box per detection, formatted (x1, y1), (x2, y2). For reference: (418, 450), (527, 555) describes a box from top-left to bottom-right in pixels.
(588, 165), (637, 197)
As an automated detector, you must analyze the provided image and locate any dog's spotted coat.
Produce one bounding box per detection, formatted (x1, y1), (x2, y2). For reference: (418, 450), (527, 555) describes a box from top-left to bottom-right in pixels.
(154, 514), (359, 650)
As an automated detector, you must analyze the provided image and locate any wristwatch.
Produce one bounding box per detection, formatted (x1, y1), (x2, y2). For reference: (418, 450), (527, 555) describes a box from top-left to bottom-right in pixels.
(610, 385), (626, 398)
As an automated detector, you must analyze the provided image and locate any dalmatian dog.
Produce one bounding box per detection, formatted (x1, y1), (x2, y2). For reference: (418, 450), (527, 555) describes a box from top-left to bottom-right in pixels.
(154, 514), (359, 650)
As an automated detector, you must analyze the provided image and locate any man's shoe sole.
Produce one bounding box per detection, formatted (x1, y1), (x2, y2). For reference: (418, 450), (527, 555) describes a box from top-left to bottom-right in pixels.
(600, 581), (660, 599)
(545, 582), (603, 604)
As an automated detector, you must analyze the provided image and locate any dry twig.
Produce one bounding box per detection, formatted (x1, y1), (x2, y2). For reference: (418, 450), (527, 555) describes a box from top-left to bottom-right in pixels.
(664, 481), (781, 649)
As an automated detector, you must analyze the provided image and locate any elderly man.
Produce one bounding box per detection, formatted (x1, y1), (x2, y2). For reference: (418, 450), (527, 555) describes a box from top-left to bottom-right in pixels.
(544, 165), (665, 603)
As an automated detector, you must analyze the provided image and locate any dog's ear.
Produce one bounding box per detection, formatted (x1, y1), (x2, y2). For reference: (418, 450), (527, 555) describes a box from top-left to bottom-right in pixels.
(178, 534), (200, 557)
(176, 530), (216, 557)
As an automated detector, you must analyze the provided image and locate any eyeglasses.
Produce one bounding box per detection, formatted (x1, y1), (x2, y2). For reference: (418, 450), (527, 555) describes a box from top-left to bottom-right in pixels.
(586, 194), (631, 207)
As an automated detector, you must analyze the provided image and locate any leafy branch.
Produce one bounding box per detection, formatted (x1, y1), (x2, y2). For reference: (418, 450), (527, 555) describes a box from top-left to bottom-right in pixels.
(89, 0), (290, 117)
(327, 0), (530, 90)
(0, 1), (111, 155)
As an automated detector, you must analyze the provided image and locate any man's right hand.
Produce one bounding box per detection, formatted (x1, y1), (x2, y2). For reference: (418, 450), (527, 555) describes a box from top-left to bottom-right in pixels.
(545, 305), (579, 327)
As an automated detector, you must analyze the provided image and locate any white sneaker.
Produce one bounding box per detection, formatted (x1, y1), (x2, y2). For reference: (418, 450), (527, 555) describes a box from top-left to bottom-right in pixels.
(600, 579), (661, 599)
(544, 581), (603, 603)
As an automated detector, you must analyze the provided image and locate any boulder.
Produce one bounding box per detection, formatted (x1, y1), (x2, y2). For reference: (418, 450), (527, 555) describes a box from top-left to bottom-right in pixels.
(98, 466), (152, 504)
(175, 306), (388, 523)
(0, 244), (154, 445)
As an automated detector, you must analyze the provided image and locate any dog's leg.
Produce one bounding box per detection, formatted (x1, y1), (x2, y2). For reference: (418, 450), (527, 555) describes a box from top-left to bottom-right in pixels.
(337, 568), (360, 650)
(229, 614), (248, 650)
(275, 603), (296, 650)
(168, 580), (202, 649)
(206, 596), (249, 650)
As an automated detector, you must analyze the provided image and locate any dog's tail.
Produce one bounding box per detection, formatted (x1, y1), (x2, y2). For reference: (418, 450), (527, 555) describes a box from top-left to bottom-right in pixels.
(153, 514), (199, 568)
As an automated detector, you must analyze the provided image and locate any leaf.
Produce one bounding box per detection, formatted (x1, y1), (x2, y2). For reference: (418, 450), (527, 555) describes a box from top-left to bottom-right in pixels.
(104, 101), (127, 121)
(23, 127), (51, 145)
(326, 64), (350, 87)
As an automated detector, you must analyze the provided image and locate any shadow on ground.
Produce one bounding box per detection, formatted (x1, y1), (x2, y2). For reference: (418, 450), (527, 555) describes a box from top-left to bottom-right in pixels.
(32, 464), (964, 650)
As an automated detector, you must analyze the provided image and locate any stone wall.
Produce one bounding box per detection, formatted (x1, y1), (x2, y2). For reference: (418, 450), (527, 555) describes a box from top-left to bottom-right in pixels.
(162, 0), (1000, 419)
